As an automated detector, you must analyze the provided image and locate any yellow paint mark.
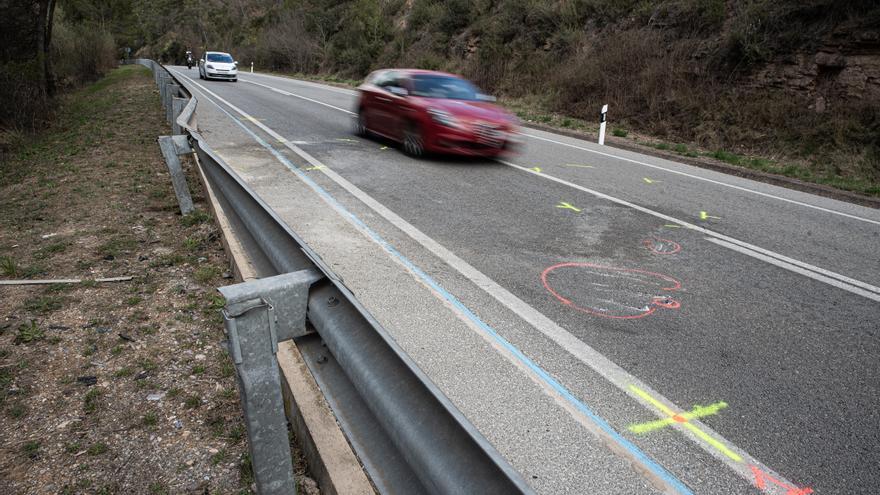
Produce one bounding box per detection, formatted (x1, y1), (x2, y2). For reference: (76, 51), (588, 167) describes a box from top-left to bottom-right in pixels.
(564, 163), (594, 169)
(556, 202), (582, 213)
(643, 177), (662, 184)
(240, 116), (261, 122)
(304, 165), (324, 171)
(629, 384), (676, 416)
(628, 384), (741, 462)
(380, 146), (389, 150)
(629, 402), (729, 434)
(530, 167), (542, 173)
(700, 211), (721, 220)
(682, 423), (742, 462)
(663, 224), (681, 228)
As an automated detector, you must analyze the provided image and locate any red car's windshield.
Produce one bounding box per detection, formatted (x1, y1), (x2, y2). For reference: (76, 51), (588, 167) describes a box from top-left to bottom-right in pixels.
(410, 75), (480, 101)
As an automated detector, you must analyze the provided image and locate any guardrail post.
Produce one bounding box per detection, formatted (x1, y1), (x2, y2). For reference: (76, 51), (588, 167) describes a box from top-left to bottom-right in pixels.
(166, 83), (180, 124)
(157, 135), (195, 215)
(172, 97), (187, 135)
(218, 270), (322, 495)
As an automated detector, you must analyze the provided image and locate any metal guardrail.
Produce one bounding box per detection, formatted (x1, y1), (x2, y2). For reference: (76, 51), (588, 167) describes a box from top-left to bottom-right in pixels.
(128, 58), (535, 495)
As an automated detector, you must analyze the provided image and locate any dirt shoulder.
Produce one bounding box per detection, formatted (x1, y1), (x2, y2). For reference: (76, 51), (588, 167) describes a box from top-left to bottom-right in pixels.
(0, 65), (305, 494)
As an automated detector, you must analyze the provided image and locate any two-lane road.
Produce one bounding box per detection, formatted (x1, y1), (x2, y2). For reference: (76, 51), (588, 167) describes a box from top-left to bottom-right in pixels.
(171, 66), (880, 494)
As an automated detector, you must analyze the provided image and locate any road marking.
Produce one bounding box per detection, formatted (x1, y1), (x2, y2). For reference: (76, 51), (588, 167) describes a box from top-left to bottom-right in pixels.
(556, 201), (581, 212)
(502, 160), (880, 301)
(530, 167), (542, 173)
(242, 71), (879, 227)
(174, 69), (805, 493)
(241, 79), (355, 115)
(176, 72), (694, 494)
(699, 211), (721, 220)
(245, 72), (358, 96)
(522, 132), (880, 226)
(643, 178), (661, 184)
(380, 146), (389, 150)
(304, 165), (324, 171)
(628, 402), (728, 434)
(629, 385), (740, 462)
(705, 237), (880, 302)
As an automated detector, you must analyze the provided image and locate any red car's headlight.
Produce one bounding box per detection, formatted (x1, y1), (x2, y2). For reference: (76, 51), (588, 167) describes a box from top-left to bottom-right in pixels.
(427, 108), (461, 129)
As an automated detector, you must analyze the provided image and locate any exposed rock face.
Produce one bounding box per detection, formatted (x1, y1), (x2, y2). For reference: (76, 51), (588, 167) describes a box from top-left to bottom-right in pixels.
(751, 28), (880, 111)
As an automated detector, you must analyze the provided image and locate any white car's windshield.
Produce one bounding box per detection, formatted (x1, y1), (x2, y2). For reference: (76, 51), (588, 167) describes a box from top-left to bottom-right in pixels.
(207, 53), (233, 63)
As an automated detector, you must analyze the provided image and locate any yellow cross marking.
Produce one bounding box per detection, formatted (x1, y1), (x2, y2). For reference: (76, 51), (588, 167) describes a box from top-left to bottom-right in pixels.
(530, 167), (542, 173)
(380, 146), (389, 150)
(643, 177), (662, 184)
(628, 384), (742, 462)
(304, 165), (324, 171)
(556, 202), (582, 213)
(700, 211), (721, 220)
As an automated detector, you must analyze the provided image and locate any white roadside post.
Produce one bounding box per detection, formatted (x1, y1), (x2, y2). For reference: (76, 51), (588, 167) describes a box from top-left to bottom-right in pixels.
(598, 104), (608, 146)
(251, 62), (254, 73)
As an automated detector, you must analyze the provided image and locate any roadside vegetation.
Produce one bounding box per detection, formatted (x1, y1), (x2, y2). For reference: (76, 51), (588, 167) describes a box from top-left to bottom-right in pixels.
(0, 65), (308, 493)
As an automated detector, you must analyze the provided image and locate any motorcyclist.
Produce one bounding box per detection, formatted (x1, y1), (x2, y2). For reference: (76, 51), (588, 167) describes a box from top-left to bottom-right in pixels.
(186, 50), (194, 69)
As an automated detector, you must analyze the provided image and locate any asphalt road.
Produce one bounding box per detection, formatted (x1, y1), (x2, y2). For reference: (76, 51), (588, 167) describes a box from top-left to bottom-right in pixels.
(170, 66), (880, 495)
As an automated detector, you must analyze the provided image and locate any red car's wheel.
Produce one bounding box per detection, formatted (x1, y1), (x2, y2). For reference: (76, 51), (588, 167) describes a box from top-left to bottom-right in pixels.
(354, 109), (369, 137)
(403, 121), (424, 157)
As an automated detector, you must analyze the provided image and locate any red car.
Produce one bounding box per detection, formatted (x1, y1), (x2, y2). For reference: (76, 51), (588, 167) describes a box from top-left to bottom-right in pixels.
(354, 69), (520, 157)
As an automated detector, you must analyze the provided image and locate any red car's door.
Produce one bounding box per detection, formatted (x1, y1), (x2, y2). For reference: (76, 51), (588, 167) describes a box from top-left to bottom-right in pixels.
(371, 71), (403, 139)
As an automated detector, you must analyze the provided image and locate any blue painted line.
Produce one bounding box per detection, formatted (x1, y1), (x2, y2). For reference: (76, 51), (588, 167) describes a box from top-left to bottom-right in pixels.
(200, 89), (694, 495)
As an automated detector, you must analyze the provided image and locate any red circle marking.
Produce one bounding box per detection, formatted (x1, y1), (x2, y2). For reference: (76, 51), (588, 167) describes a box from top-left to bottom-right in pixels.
(541, 262), (681, 320)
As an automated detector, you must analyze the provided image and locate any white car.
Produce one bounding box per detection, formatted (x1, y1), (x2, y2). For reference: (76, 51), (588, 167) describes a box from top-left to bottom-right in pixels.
(199, 51), (238, 82)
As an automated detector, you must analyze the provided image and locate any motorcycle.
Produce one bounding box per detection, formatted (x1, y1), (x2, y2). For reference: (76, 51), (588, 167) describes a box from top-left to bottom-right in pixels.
(186, 56), (193, 70)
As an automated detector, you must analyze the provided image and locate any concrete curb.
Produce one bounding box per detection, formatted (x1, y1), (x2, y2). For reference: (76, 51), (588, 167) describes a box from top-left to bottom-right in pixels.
(192, 151), (375, 495)
(522, 122), (880, 209)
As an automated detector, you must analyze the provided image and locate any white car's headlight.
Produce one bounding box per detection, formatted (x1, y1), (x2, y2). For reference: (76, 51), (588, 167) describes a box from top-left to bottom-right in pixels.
(206, 64), (215, 70)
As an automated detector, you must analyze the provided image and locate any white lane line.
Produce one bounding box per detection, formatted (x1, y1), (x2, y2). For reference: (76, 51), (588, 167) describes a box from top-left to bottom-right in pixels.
(706, 238), (880, 302)
(244, 72), (358, 96)
(241, 79), (355, 115)
(172, 69), (802, 493)
(242, 73), (880, 226)
(521, 132), (880, 226)
(499, 160), (880, 300)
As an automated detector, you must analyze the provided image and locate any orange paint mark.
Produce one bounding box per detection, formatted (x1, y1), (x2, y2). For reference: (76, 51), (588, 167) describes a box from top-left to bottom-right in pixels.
(750, 466), (813, 495)
(672, 414), (687, 423)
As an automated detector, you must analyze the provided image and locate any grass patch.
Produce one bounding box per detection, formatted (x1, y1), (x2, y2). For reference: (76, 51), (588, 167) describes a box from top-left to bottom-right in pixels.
(84, 388), (102, 413)
(143, 412), (158, 427)
(180, 210), (211, 227)
(125, 295), (143, 306)
(612, 128), (628, 137)
(23, 440), (41, 460)
(184, 395), (201, 409)
(87, 442), (108, 456)
(0, 256), (17, 277)
(23, 295), (65, 314)
(194, 265), (220, 283)
(14, 321), (45, 344)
